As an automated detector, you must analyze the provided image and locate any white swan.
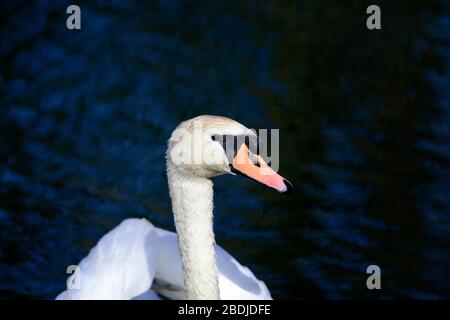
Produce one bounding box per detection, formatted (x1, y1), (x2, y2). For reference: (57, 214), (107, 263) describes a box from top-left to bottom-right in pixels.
(56, 115), (292, 300)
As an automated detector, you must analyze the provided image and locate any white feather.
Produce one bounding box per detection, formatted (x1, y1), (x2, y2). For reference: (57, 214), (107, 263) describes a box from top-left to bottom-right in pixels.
(56, 218), (271, 300)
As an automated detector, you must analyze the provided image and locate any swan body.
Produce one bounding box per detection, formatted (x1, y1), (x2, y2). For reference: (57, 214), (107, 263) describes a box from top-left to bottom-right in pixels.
(56, 218), (271, 300)
(57, 115), (292, 300)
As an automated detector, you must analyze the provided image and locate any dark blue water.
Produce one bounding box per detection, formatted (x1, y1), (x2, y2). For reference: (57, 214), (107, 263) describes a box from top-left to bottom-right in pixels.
(1, 0), (449, 299)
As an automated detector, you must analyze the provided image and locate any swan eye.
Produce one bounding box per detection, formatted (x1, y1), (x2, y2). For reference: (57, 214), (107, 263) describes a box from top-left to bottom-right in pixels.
(211, 135), (216, 141)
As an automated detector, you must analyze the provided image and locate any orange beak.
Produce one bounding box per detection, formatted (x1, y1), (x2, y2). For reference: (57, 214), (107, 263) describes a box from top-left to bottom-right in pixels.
(230, 144), (293, 193)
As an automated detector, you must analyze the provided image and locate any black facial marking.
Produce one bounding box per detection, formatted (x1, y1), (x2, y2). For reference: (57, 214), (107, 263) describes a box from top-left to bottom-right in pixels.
(212, 134), (259, 162)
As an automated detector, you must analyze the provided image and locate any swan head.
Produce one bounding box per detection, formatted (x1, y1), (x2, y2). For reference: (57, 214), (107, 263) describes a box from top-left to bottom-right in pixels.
(166, 115), (293, 193)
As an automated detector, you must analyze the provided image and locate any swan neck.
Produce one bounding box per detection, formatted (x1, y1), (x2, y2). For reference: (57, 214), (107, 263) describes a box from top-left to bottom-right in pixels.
(167, 167), (219, 300)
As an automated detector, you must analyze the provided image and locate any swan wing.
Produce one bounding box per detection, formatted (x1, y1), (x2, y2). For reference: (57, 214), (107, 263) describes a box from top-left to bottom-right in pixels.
(56, 218), (159, 300)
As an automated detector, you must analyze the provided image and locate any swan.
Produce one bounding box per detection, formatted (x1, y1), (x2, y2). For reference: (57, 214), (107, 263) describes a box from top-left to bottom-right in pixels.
(56, 115), (293, 300)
